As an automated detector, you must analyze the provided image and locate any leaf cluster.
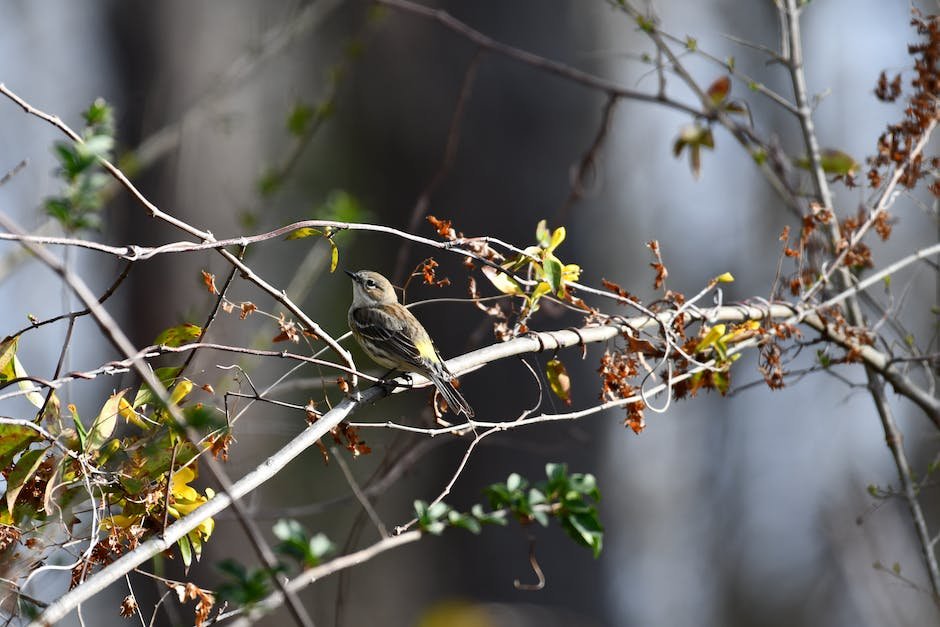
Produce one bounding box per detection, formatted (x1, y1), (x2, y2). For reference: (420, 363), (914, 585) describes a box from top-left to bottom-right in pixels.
(44, 99), (114, 232)
(415, 463), (604, 558)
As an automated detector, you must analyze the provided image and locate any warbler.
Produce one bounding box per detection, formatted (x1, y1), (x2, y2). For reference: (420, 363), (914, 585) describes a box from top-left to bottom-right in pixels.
(345, 270), (474, 417)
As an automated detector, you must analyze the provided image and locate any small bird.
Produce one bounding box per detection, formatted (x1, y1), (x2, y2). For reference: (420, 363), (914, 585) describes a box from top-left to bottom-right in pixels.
(345, 269), (474, 417)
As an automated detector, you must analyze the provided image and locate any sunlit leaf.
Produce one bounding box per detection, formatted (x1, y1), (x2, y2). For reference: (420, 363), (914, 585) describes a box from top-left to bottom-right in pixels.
(169, 379), (194, 407)
(795, 149), (859, 176)
(0, 337), (18, 376)
(285, 227), (322, 241)
(547, 226), (566, 253)
(695, 324), (727, 354)
(6, 448), (46, 515)
(542, 255), (563, 294)
(12, 356), (43, 408)
(86, 389), (129, 452)
(133, 367), (182, 409)
(328, 238), (339, 272)
(178, 534), (193, 570)
(153, 323), (202, 348)
(546, 358), (572, 406)
(0, 424), (38, 470)
(482, 265), (523, 296)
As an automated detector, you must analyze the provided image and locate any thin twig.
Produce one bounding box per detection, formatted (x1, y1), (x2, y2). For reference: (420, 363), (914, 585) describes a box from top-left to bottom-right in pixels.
(331, 447), (389, 538)
(557, 93), (620, 223)
(374, 0), (703, 118)
(866, 367), (940, 597)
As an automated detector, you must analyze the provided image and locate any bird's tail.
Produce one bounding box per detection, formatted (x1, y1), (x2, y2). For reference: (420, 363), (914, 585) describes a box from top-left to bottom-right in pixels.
(429, 369), (474, 417)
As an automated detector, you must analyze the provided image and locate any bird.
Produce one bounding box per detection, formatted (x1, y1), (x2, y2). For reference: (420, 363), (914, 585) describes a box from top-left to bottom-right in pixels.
(345, 269), (474, 417)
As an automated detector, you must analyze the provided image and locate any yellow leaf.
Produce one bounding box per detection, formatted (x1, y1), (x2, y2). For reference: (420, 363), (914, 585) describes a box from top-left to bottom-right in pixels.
(169, 379), (193, 406)
(86, 389), (129, 452)
(546, 358), (572, 405)
(285, 227), (322, 240)
(715, 272), (734, 283)
(118, 396), (149, 430)
(482, 265), (523, 296)
(12, 355), (43, 408)
(547, 226), (566, 253)
(153, 323), (202, 348)
(695, 324), (726, 353)
(329, 239), (339, 272)
(562, 263), (581, 282)
(0, 337), (18, 374)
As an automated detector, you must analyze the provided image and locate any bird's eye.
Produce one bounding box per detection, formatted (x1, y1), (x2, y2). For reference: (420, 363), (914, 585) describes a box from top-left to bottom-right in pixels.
(365, 280), (376, 288)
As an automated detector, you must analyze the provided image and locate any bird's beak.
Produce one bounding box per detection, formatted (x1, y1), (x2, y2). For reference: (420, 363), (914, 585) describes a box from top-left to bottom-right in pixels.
(344, 269), (358, 282)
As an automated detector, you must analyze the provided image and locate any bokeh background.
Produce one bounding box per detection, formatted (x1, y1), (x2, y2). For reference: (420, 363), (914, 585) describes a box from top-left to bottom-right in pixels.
(0, 1), (937, 625)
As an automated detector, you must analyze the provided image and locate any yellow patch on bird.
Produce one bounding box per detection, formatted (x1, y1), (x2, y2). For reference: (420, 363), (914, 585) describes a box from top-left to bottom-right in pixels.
(415, 339), (436, 360)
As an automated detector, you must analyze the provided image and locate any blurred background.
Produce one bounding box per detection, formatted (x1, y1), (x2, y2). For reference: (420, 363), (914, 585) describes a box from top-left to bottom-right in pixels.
(0, 0), (938, 625)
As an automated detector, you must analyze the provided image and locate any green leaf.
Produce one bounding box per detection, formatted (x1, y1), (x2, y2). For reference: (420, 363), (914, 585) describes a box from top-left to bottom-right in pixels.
(569, 473), (600, 500)
(0, 424), (39, 470)
(68, 404), (86, 450)
(560, 509), (605, 558)
(448, 511), (482, 534)
(546, 463), (567, 485)
(308, 533), (335, 563)
(82, 98), (113, 127)
(471, 504), (508, 526)
(506, 473), (523, 492)
(81, 134), (114, 159)
(535, 219), (550, 247)
(427, 501), (451, 521)
(794, 149), (859, 176)
(133, 366), (182, 409)
(6, 447), (46, 515)
(532, 508), (550, 527)
(542, 255), (563, 294)
(528, 488), (547, 506)
(286, 103), (314, 137)
(414, 500), (428, 520)
(153, 323), (202, 348)
(178, 533), (193, 570)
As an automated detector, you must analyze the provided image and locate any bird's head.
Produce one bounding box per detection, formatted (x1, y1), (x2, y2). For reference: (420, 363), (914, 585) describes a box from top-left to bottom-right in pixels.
(345, 270), (399, 307)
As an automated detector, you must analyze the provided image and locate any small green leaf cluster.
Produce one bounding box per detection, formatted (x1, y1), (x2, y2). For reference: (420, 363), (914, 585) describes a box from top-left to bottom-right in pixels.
(413, 499), (507, 536)
(273, 518), (336, 569)
(216, 559), (282, 607)
(216, 519), (334, 609)
(415, 463), (604, 558)
(45, 99), (115, 232)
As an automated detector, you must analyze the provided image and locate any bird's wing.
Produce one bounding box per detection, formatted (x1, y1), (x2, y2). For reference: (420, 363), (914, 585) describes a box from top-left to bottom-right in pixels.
(351, 305), (434, 367)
